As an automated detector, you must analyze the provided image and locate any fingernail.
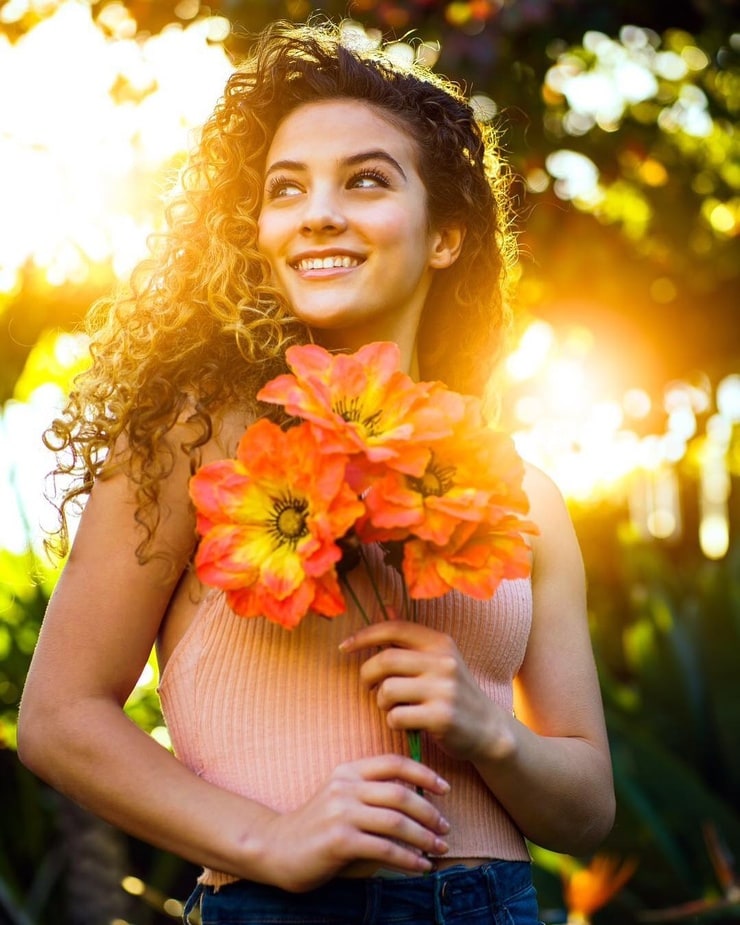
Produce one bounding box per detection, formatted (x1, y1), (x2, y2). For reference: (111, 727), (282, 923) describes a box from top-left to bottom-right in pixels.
(338, 638), (352, 651)
(436, 776), (450, 793)
(433, 838), (449, 854)
(438, 816), (450, 834)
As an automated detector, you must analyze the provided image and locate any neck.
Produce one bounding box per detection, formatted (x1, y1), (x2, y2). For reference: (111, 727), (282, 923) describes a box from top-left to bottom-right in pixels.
(312, 314), (422, 379)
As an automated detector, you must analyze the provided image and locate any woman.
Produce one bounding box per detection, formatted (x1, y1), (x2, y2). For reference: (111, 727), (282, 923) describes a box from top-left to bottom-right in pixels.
(18, 18), (615, 925)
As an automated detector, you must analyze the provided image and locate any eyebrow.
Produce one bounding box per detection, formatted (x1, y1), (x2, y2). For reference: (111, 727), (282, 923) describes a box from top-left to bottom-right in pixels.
(264, 149), (407, 180)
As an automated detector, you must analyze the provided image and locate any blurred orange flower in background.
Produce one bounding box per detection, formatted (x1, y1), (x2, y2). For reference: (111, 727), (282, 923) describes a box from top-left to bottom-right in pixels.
(563, 854), (637, 923)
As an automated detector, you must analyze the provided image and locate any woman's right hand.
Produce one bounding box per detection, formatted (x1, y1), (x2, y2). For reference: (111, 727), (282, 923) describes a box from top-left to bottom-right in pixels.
(253, 754), (451, 892)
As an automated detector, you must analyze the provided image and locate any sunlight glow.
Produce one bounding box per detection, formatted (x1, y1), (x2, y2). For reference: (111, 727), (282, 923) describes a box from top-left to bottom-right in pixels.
(505, 320), (555, 380)
(545, 149), (601, 203)
(717, 375), (740, 420)
(0, 9), (733, 561)
(0, 0), (233, 287)
(505, 320), (734, 556)
(545, 29), (659, 131)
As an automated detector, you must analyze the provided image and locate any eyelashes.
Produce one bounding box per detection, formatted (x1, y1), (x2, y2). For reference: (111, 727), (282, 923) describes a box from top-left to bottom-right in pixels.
(350, 167), (393, 188)
(264, 166), (394, 200)
(264, 174), (299, 199)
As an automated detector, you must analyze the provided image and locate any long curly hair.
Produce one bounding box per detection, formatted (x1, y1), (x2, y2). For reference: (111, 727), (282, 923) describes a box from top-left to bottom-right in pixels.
(45, 17), (518, 560)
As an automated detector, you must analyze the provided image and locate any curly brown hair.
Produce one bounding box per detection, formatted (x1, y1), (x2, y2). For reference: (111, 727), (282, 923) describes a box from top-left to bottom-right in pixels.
(45, 17), (517, 559)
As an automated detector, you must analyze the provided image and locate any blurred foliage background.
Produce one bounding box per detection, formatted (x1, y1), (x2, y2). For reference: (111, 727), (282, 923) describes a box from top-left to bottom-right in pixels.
(0, 0), (738, 922)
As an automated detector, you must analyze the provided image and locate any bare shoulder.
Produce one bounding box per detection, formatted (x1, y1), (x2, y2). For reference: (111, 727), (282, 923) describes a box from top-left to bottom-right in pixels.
(522, 462), (567, 518)
(192, 403), (255, 466)
(28, 402), (255, 702)
(521, 462), (581, 568)
(154, 402), (255, 665)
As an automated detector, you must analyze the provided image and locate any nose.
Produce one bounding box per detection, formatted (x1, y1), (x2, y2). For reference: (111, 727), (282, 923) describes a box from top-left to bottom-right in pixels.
(300, 185), (347, 235)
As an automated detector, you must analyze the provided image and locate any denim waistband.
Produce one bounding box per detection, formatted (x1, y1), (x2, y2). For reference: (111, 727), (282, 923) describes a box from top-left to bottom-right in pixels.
(184, 860), (537, 924)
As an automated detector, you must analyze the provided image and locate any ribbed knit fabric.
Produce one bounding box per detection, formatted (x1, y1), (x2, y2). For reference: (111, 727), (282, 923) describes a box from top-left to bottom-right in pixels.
(159, 549), (533, 888)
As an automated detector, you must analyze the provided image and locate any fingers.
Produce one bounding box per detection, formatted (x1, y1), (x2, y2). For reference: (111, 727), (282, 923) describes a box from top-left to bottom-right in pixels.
(345, 753), (450, 796)
(345, 832), (438, 875)
(357, 647), (453, 689)
(327, 767), (451, 870)
(261, 754), (453, 891)
(358, 775), (449, 834)
(353, 809), (449, 868)
(354, 800), (449, 857)
(332, 755), (451, 845)
(340, 619), (447, 654)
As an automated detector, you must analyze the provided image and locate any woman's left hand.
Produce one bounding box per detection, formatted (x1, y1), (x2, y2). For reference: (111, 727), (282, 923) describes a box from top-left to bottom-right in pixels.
(340, 621), (502, 762)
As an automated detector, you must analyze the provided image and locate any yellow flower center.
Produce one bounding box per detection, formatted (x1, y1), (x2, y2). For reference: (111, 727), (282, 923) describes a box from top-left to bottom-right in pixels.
(270, 495), (309, 548)
(409, 455), (456, 497)
(333, 396), (383, 437)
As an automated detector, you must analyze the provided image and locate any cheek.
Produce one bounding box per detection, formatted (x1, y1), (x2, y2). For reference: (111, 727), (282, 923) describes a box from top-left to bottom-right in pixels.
(256, 207), (288, 249)
(255, 222), (282, 282)
(365, 208), (422, 248)
(255, 215), (270, 254)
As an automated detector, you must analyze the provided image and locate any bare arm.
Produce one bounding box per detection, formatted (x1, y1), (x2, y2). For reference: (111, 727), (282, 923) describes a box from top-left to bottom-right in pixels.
(341, 464), (615, 855)
(475, 464), (615, 852)
(18, 426), (450, 891)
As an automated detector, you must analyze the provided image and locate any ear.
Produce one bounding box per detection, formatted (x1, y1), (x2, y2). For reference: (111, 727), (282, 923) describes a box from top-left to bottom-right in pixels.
(429, 225), (465, 269)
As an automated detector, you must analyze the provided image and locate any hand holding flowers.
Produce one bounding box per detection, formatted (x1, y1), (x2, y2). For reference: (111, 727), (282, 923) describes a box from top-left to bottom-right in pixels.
(189, 340), (537, 630)
(340, 619), (510, 764)
(189, 340), (537, 783)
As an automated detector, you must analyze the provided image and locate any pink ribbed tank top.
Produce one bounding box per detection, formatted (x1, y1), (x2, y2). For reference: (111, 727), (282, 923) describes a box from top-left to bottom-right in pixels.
(159, 552), (532, 887)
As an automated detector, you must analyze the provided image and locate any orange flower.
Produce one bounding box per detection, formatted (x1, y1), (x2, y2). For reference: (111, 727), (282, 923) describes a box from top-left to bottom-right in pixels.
(563, 854), (637, 923)
(401, 516), (535, 600)
(257, 342), (464, 478)
(358, 394), (534, 546)
(189, 419), (364, 629)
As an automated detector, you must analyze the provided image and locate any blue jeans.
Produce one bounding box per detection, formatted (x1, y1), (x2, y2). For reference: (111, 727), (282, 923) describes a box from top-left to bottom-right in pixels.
(183, 861), (540, 924)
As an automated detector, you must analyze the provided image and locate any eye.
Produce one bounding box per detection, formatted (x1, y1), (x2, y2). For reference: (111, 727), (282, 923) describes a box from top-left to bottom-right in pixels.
(348, 168), (393, 190)
(265, 175), (303, 199)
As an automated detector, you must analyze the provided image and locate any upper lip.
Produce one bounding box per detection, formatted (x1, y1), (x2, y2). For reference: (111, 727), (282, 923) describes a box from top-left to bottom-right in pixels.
(289, 248), (365, 266)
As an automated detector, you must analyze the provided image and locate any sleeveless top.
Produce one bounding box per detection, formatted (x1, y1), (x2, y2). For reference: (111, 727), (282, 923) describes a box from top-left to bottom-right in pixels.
(158, 549), (533, 887)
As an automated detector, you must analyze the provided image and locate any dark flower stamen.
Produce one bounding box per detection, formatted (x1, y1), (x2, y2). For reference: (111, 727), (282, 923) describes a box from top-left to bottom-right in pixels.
(409, 455), (456, 497)
(269, 493), (309, 548)
(333, 397), (383, 436)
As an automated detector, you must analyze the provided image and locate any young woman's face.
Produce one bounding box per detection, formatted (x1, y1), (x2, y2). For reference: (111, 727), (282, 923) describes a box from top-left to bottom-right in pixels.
(257, 99), (457, 361)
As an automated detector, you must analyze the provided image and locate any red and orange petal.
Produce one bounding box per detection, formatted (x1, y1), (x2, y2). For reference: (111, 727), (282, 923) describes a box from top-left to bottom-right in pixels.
(257, 341), (463, 476)
(189, 418), (363, 628)
(439, 397), (531, 511)
(356, 409), (535, 547)
(193, 524), (259, 590)
(354, 471), (425, 543)
(224, 568), (346, 629)
(358, 468), (489, 546)
(402, 520), (533, 600)
(189, 458), (251, 532)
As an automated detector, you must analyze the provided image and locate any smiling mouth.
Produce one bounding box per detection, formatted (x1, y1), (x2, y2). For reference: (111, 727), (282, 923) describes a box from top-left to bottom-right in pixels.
(292, 256), (362, 271)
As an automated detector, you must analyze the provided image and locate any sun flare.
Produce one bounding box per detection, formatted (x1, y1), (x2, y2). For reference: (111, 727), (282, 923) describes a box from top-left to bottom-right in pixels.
(0, 0), (233, 292)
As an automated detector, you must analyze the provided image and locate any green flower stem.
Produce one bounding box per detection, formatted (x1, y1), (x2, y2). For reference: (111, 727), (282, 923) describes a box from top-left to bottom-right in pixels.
(406, 729), (423, 763)
(340, 572), (371, 625)
(358, 545), (392, 621)
(345, 551), (424, 784)
(408, 598), (423, 784)
(401, 575), (411, 620)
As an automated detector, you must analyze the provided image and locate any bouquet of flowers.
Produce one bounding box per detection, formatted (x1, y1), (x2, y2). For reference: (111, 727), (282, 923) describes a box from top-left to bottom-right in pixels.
(189, 341), (537, 631)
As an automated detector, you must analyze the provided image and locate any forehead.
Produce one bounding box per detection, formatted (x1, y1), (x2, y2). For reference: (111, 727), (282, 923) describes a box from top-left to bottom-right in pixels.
(266, 99), (420, 166)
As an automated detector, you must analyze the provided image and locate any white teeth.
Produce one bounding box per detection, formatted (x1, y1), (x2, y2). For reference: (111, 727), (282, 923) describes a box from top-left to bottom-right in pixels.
(295, 256), (359, 270)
